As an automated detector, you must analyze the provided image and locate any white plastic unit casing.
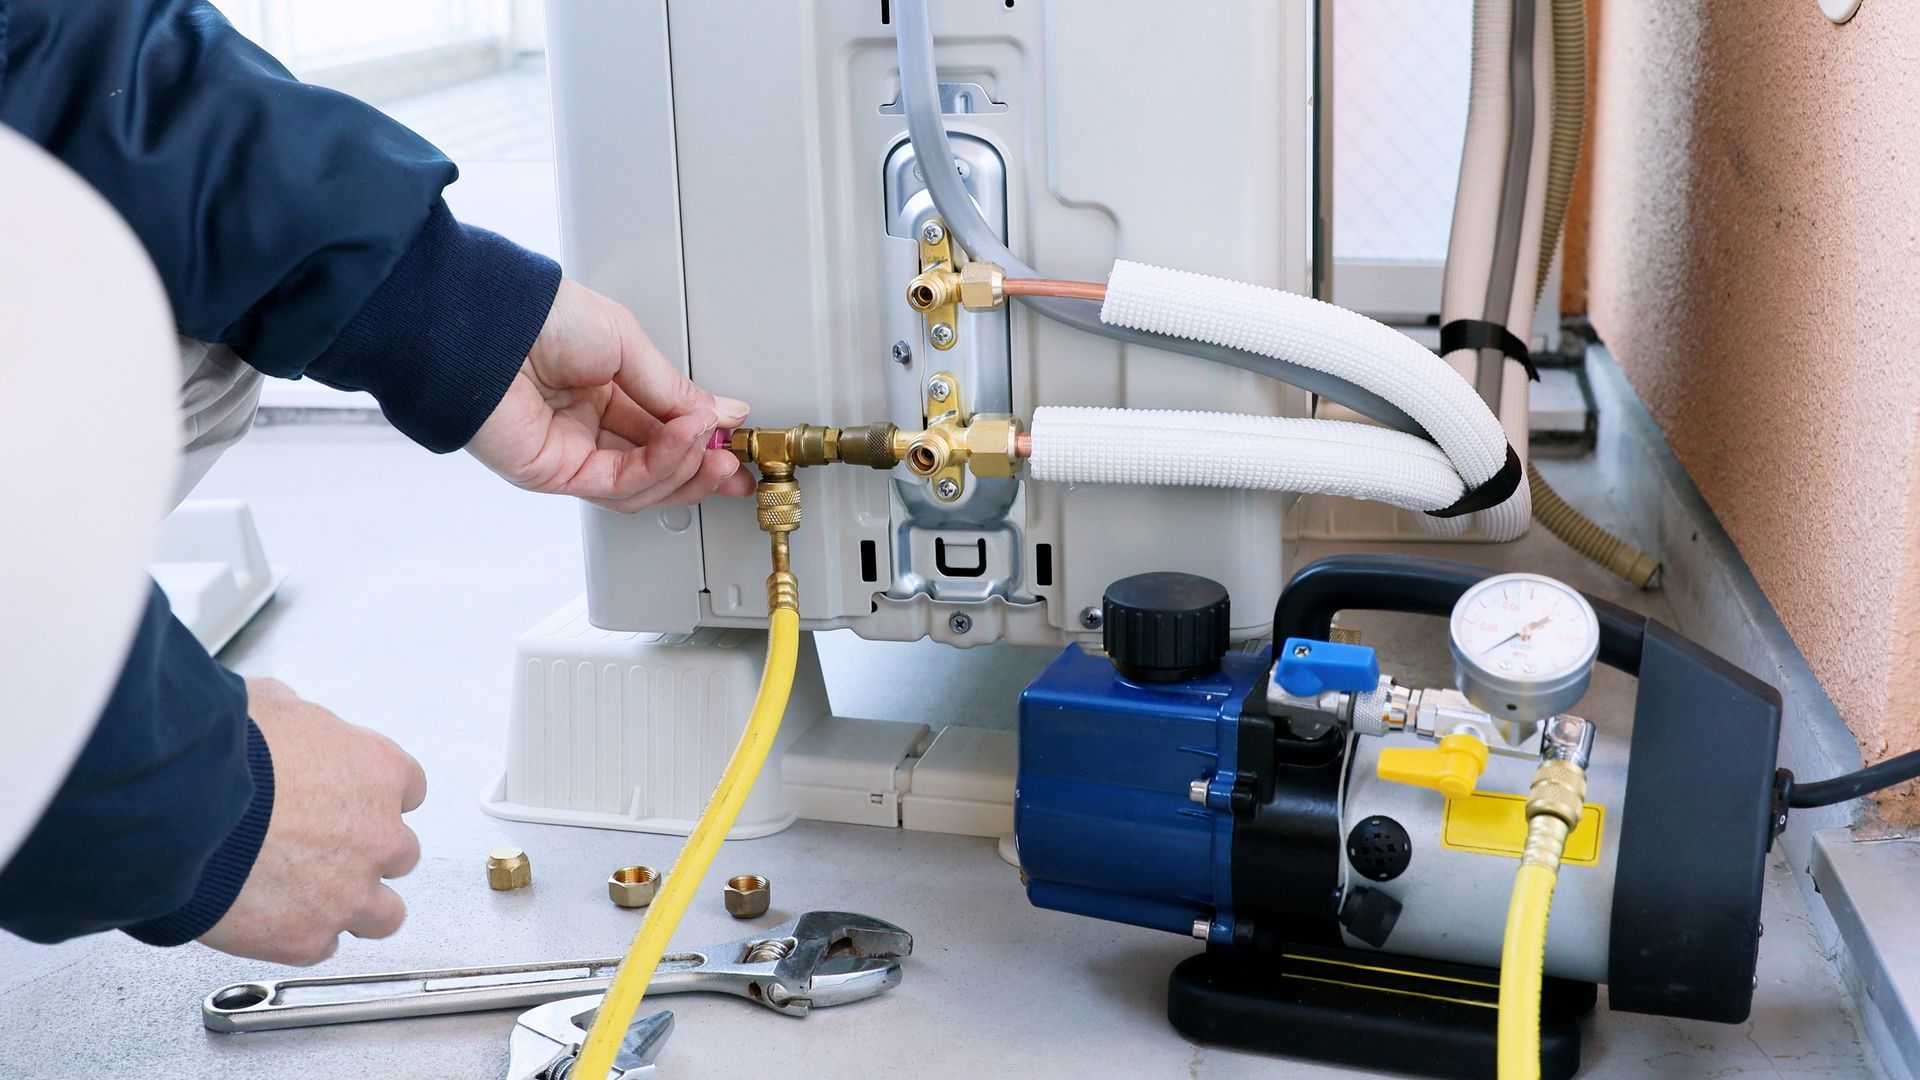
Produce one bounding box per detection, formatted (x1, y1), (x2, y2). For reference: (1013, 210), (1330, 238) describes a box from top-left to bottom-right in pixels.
(547, 0), (1314, 648)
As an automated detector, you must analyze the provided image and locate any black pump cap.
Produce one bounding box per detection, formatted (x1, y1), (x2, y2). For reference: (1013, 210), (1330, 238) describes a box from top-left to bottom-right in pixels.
(1102, 572), (1231, 684)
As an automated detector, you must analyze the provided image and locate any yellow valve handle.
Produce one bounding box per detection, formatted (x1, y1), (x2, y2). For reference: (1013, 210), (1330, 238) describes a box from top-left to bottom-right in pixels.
(1377, 732), (1490, 799)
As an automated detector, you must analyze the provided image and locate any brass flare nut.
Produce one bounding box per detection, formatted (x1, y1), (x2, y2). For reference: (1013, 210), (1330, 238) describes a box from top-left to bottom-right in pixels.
(964, 416), (1021, 477)
(485, 846), (531, 891)
(608, 865), (659, 909)
(724, 874), (772, 918)
(958, 261), (1006, 311)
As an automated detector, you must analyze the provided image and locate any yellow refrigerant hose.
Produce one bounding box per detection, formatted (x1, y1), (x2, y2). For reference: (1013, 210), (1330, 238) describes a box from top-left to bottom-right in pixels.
(572, 483), (804, 1080)
(1496, 758), (1588, 1080)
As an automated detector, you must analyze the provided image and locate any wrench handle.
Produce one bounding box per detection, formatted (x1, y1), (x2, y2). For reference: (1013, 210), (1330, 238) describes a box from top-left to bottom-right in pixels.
(203, 953), (710, 1033)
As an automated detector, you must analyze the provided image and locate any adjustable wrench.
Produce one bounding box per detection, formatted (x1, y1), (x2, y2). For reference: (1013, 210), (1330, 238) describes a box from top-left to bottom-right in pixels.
(202, 910), (913, 1033)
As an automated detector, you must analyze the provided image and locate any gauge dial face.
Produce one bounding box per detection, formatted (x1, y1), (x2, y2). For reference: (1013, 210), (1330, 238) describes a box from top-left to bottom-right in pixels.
(1450, 574), (1599, 686)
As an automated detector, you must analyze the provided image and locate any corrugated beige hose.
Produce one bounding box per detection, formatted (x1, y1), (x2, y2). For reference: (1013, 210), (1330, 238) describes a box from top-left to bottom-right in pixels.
(1528, 463), (1660, 588)
(1527, 0), (1659, 589)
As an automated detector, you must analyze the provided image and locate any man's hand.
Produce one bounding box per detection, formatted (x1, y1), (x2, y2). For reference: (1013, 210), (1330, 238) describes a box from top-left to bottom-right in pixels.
(466, 278), (754, 511)
(198, 679), (427, 966)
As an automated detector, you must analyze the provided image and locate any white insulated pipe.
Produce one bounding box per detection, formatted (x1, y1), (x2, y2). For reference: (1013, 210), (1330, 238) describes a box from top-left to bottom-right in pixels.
(1096, 260), (1521, 534)
(1027, 407), (1467, 515)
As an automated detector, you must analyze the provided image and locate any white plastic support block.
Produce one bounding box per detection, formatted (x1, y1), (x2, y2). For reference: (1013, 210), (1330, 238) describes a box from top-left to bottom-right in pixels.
(783, 715), (934, 828)
(488, 596), (1023, 841)
(901, 726), (1017, 838)
(149, 498), (285, 654)
(483, 597), (831, 839)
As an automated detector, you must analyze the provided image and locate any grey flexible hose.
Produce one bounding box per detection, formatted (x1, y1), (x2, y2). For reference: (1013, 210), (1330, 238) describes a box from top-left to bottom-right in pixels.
(891, 0), (1424, 440)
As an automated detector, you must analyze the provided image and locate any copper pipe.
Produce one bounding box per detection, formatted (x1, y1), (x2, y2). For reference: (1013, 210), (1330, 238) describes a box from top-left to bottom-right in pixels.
(1002, 277), (1108, 302)
(1014, 432), (1032, 459)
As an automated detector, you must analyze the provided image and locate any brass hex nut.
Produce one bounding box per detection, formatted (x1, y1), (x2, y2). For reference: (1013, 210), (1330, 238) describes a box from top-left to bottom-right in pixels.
(958, 261), (1005, 311)
(486, 846), (531, 891)
(724, 874), (771, 918)
(609, 865), (659, 909)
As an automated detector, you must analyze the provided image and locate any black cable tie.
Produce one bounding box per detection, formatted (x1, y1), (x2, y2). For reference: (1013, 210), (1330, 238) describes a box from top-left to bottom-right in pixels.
(1427, 444), (1522, 519)
(1439, 319), (1539, 381)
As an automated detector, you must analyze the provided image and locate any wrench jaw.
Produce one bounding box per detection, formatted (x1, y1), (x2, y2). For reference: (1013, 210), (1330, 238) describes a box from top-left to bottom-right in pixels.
(686, 910), (914, 1018)
(770, 911), (914, 1015)
(507, 996), (672, 1080)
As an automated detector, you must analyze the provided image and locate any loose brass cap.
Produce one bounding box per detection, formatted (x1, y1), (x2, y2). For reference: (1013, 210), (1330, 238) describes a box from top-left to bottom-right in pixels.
(609, 865), (659, 908)
(724, 874), (771, 918)
(485, 846), (531, 891)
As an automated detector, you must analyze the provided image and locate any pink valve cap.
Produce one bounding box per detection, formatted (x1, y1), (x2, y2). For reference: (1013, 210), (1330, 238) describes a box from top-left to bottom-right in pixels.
(707, 428), (735, 450)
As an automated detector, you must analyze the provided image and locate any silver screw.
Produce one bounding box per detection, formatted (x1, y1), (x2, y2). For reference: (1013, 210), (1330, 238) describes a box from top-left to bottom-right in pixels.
(891, 340), (912, 365)
(921, 221), (946, 245)
(929, 323), (955, 347)
(948, 612), (973, 635)
(1189, 778), (1210, 805)
(927, 376), (952, 401)
(1292, 644), (1311, 657)
(935, 478), (960, 500)
(1080, 606), (1104, 630)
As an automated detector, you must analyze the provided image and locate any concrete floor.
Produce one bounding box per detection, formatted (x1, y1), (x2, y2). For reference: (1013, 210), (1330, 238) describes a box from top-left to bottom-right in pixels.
(0, 423), (1877, 1077)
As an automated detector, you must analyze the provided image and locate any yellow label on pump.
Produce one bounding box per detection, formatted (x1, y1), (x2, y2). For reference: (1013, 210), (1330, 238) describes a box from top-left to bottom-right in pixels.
(1440, 792), (1605, 865)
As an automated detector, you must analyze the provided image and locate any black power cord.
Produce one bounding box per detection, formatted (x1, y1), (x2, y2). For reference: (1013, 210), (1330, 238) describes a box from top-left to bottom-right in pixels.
(1779, 749), (1920, 809)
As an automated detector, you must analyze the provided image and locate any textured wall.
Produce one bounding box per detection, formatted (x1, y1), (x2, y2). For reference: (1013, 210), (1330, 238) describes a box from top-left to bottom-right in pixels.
(1588, 1), (1920, 818)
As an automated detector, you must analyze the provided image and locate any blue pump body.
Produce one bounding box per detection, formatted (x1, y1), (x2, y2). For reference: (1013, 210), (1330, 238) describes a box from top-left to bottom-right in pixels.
(1015, 644), (1274, 944)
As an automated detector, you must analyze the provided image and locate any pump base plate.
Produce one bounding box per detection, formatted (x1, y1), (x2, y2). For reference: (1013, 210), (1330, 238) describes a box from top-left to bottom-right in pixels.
(1167, 945), (1592, 1079)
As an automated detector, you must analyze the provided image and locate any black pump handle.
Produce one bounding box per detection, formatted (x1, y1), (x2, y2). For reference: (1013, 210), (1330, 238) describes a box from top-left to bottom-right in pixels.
(1273, 553), (1648, 675)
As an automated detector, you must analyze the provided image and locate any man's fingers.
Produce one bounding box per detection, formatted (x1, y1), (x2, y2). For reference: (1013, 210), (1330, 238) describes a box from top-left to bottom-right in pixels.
(600, 385), (666, 446)
(645, 450), (757, 509)
(395, 748), (428, 814)
(610, 322), (719, 422)
(561, 412), (713, 504)
(382, 823), (422, 880)
(346, 884), (407, 940)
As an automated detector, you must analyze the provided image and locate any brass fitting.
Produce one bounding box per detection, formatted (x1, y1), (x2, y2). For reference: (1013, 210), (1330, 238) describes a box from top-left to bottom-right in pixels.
(906, 267), (960, 313)
(485, 846), (531, 891)
(1520, 759), (1588, 869)
(964, 416), (1021, 477)
(608, 865), (658, 909)
(903, 414), (1023, 479)
(755, 471), (802, 535)
(904, 427), (956, 477)
(958, 261), (1006, 311)
(730, 423), (903, 472)
(907, 261), (1006, 313)
(724, 874), (771, 918)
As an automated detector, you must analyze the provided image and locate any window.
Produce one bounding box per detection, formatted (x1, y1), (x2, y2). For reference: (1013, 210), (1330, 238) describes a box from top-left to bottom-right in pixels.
(1330, 0), (1469, 323)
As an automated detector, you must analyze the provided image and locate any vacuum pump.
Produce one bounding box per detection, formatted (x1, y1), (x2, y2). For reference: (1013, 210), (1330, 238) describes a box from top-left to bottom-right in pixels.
(1015, 554), (1786, 1079)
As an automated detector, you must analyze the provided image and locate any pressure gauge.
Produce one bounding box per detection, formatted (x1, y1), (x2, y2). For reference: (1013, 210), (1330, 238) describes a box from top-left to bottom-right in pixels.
(1448, 572), (1600, 724)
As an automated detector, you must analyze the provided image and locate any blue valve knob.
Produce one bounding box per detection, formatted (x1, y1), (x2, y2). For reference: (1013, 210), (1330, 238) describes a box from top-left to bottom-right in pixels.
(1275, 638), (1380, 696)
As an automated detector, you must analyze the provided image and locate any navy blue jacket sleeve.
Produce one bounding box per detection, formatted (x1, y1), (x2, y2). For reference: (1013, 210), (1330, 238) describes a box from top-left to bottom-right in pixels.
(0, 585), (273, 946)
(0, 0), (560, 451)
